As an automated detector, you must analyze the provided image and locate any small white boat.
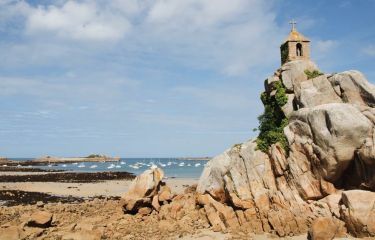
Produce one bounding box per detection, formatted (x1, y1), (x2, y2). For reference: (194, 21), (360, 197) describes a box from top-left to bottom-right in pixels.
(115, 165), (121, 169)
(90, 165), (97, 169)
(107, 164), (116, 169)
(129, 164), (139, 169)
(167, 162), (172, 166)
(195, 163), (201, 167)
(48, 164), (53, 167)
(187, 164), (191, 167)
(159, 163), (166, 167)
(72, 162), (78, 165)
(62, 164), (67, 167)
(78, 163), (85, 168)
(120, 162), (126, 165)
(178, 162), (185, 167)
(150, 164), (158, 170)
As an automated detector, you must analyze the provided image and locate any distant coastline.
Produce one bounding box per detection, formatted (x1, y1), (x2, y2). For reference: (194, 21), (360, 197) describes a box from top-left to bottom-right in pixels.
(33, 155), (121, 163)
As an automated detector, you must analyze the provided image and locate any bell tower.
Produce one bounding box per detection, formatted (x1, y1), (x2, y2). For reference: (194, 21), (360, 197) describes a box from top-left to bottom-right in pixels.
(280, 20), (311, 65)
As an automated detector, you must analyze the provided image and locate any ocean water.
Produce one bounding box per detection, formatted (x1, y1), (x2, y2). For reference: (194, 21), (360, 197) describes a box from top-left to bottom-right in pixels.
(9, 158), (208, 179)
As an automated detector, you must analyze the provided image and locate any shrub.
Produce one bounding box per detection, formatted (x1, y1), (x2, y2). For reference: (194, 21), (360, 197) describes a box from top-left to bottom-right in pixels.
(256, 81), (289, 153)
(87, 154), (103, 158)
(304, 69), (323, 79)
(274, 81), (288, 106)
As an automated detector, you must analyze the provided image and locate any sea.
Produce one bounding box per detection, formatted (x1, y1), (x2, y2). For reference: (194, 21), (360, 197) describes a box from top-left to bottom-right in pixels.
(8, 158), (208, 179)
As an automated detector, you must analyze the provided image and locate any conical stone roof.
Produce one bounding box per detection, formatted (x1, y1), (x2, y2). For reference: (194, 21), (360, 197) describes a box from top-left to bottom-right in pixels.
(284, 29), (310, 42)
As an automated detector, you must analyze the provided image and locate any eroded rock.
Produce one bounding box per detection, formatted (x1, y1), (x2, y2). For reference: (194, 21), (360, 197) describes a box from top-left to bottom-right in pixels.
(0, 226), (22, 240)
(27, 211), (53, 228)
(308, 217), (347, 240)
(121, 167), (165, 214)
(340, 190), (375, 237)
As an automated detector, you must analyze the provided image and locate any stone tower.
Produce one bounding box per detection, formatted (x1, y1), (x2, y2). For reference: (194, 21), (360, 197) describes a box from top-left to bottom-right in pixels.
(280, 20), (310, 65)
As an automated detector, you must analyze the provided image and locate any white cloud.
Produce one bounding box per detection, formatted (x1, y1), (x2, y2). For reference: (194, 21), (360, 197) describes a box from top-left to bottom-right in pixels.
(362, 44), (375, 57)
(141, 0), (282, 76)
(0, 0), (283, 76)
(315, 40), (339, 53)
(147, 0), (248, 26)
(312, 39), (339, 62)
(0, 0), (31, 31)
(0, 76), (139, 101)
(172, 85), (254, 110)
(26, 1), (131, 42)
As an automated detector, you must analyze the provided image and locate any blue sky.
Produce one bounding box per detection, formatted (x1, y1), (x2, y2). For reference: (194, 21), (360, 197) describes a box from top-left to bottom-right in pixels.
(0, 0), (374, 157)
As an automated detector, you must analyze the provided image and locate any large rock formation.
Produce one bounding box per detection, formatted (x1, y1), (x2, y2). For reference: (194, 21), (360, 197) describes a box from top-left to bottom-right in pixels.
(196, 60), (375, 237)
(118, 60), (374, 238)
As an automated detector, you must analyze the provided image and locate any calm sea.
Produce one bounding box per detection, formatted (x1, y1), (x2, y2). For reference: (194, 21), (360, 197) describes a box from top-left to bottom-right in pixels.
(8, 158), (208, 179)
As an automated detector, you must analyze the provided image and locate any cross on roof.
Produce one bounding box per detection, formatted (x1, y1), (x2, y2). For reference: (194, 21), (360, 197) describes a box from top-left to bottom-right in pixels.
(289, 19), (297, 31)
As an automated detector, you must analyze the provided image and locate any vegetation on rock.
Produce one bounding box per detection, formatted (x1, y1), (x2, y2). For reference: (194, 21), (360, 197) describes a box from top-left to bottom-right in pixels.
(280, 43), (289, 64)
(304, 69), (323, 79)
(256, 81), (289, 153)
(87, 154), (105, 158)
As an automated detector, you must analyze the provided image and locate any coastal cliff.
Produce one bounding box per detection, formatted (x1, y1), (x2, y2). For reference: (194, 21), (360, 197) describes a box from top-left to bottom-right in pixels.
(196, 60), (375, 237)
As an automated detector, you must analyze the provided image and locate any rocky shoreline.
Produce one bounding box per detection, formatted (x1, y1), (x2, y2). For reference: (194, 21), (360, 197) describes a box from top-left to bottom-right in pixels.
(1, 59), (374, 239)
(0, 196), (231, 240)
(0, 190), (87, 207)
(115, 58), (375, 239)
(0, 166), (64, 173)
(0, 171), (135, 183)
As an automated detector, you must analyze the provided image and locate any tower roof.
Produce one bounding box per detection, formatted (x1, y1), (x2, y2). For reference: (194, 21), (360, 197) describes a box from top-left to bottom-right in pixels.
(283, 29), (310, 43)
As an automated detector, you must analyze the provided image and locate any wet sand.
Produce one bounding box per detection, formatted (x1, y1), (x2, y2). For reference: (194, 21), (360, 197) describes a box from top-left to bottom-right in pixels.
(0, 190), (86, 206)
(0, 171), (135, 183)
(0, 166), (63, 172)
(0, 167), (198, 206)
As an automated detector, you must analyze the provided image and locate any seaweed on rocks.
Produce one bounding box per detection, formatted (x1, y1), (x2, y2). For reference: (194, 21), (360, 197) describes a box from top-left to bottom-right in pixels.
(0, 171), (135, 183)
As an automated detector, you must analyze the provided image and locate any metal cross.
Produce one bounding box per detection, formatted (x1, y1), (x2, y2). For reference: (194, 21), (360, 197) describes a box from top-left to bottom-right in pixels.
(289, 19), (297, 31)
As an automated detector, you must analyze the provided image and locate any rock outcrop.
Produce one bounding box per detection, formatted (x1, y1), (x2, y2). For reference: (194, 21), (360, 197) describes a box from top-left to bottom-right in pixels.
(196, 60), (375, 237)
(308, 217), (346, 240)
(121, 167), (173, 214)
(27, 211), (53, 228)
(339, 190), (375, 237)
(117, 60), (375, 238)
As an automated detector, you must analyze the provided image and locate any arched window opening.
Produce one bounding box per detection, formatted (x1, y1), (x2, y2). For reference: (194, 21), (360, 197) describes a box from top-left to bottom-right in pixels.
(296, 43), (303, 56)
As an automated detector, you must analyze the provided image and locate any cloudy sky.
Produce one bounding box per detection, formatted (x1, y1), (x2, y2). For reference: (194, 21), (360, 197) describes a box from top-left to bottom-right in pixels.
(0, 0), (374, 157)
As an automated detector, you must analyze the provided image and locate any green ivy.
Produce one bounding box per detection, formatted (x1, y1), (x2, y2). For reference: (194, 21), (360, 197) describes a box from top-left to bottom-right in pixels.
(304, 69), (323, 79)
(274, 81), (288, 106)
(280, 43), (289, 64)
(256, 81), (289, 153)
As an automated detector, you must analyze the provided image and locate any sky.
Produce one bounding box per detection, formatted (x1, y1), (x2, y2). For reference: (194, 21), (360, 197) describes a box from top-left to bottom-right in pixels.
(0, 0), (374, 158)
